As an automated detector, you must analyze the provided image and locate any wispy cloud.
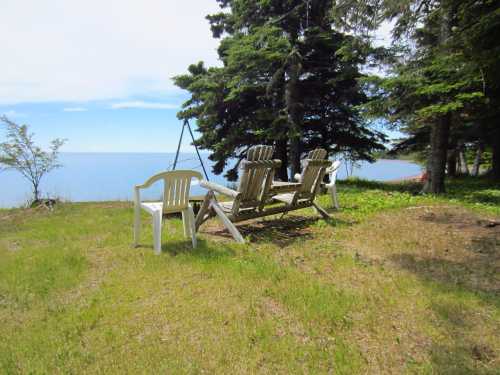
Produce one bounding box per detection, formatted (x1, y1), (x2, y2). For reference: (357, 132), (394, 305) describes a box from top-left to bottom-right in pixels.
(63, 107), (87, 112)
(110, 101), (179, 110)
(1, 110), (27, 118)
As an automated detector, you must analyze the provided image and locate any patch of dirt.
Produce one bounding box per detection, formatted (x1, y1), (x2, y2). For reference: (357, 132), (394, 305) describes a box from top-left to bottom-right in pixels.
(259, 297), (311, 344)
(0, 239), (21, 252)
(336, 205), (500, 372)
(341, 206), (500, 295)
(471, 343), (496, 363)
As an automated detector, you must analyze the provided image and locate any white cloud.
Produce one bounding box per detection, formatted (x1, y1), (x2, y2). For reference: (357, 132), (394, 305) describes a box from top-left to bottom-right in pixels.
(111, 101), (179, 110)
(1, 110), (27, 118)
(63, 107), (87, 112)
(0, 0), (221, 104)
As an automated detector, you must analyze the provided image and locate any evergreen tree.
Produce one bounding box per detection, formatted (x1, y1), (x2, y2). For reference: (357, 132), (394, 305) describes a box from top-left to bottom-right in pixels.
(351, 0), (498, 191)
(174, 0), (384, 181)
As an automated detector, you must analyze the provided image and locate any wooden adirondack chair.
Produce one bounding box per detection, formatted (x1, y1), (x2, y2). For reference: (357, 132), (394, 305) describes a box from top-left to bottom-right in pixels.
(292, 148), (328, 182)
(195, 145), (281, 243)
(272, 148), (332, 219)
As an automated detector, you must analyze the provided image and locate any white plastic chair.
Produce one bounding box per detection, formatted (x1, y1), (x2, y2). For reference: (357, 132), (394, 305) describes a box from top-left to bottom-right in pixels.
(326, 161), (341, 209)
(133, 170), (202, 254)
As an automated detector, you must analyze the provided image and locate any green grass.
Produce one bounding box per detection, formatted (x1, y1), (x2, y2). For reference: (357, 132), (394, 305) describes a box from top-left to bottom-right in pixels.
(0, 177), (499, 374)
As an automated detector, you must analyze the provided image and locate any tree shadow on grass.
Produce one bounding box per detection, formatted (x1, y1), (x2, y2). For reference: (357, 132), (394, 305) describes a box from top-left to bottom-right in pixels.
(201, 214), (341, 247)
(389, 234), (500, 374)
(392, 254), (499, 303)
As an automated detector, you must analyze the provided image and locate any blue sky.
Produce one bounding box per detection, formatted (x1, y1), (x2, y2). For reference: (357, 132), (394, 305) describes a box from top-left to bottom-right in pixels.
(0, 94), (194, 152)
(1, 0), (397, 153)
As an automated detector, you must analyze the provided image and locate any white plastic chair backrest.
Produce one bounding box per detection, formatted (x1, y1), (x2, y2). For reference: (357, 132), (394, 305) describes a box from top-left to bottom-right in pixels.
(327, 160), (341, 187)
(161, 170), (202, 212)
(237, 145), (276, 204)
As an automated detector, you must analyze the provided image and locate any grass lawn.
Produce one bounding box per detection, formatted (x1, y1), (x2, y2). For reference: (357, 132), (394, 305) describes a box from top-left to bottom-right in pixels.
(1, 177), (499, 374)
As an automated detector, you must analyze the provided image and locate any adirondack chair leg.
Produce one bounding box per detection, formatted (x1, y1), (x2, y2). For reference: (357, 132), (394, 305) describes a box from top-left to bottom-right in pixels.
(312, 201), (331, 220)
(188, 205), (197, 248)
(153, 211), (162, 254)
(210, 200), (245, 243)
(195, 192), (212, 230)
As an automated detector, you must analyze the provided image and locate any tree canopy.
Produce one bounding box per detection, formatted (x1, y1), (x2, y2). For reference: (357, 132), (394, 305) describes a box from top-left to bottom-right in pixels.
(174, 0), (385, 181)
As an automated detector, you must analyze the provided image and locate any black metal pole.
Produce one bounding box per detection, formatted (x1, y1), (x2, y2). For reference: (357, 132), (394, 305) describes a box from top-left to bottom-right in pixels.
(185, 120), (210, 180)
(172, 121), (185, 170)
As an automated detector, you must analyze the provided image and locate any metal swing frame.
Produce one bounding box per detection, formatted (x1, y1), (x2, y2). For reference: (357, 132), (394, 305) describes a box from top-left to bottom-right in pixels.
(172, 119), (209, 181)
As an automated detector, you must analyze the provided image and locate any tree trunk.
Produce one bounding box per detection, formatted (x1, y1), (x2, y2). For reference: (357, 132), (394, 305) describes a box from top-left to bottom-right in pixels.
(458, 145), (469, 175)
(447, 148), (457, 177)
(275, 139), (289, 181)
(285, 49), (303, 177)
(492, 128), (500, 180)
(422, 5), (453, 193)
(33, 183), (40, 202)
(471, 143), (484, 176)
(422, 116), (450, 194)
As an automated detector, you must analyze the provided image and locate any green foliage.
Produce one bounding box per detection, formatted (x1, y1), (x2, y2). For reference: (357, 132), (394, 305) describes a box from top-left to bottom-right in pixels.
(0, 116), (66, 202)
(357, 0), (500, 186)
(174, 0), (385, 180)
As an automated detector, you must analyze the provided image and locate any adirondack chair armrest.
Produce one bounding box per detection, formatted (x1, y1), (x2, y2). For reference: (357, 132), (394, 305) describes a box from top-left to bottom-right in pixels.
(199, 180), (241, 199)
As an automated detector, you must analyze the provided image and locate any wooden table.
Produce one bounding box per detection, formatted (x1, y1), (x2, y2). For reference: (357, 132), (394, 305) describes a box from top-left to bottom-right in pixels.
(270, 181), (301, 194)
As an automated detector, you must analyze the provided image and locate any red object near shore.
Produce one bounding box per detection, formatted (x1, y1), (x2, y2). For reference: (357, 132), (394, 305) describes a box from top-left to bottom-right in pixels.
(420, 171), (429, 183)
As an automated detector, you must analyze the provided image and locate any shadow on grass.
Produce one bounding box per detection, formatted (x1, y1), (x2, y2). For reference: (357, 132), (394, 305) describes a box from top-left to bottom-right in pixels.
(389, 232), (500, 373)
(204, 214), (339, 247)
(390, 251), (500, 308)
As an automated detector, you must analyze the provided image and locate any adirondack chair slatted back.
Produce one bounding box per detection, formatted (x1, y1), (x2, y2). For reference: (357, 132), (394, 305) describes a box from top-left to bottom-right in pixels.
(307, 148), (328, 160)
(238, 145), (273, 201)
(235, 145), (280, 210)
(298, 148), (328, 179)
(296, 149), (331, 202)
(162, 170), (202, 213)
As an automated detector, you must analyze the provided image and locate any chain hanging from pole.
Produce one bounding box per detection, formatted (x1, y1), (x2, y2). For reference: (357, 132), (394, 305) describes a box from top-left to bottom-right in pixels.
(172, 119), (210, 181)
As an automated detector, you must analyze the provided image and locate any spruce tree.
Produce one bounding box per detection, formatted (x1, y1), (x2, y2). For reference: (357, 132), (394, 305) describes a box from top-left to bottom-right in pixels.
(174, 0), (384, 181)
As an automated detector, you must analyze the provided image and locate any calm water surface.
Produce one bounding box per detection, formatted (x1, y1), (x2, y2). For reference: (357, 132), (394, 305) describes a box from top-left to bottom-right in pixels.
(0, 153), (421, 208)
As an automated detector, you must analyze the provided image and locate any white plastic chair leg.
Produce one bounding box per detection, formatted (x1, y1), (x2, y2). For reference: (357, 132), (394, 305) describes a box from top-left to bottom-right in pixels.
(181, 210), (189, 238)
(133, 205), (141, 247)
(153, 211), (162, 254)
(188, 206), (197, 248)
(330, 185), (339, 209)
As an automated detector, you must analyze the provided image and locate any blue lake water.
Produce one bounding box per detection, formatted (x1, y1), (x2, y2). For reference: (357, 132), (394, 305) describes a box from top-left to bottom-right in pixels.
(0, 153), (421, 208)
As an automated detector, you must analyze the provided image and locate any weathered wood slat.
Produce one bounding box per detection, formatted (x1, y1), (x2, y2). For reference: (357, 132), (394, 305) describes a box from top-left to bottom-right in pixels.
(195, 146), (332, 243)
